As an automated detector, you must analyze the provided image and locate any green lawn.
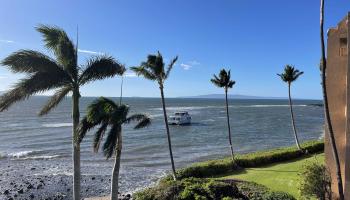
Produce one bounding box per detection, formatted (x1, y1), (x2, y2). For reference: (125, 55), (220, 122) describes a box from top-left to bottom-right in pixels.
(217, 153), (324, 198)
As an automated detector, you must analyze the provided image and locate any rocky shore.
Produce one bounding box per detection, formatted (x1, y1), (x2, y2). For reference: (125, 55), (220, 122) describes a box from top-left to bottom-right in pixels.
(0, 160), (133, 200)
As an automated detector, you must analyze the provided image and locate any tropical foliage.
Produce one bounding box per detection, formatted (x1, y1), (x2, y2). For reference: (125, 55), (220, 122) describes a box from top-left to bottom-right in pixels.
(131, 51), (178, 180)
(0, 25), (125, 200)
(78, 97), (151, 200)
(277, 65), (303, 150)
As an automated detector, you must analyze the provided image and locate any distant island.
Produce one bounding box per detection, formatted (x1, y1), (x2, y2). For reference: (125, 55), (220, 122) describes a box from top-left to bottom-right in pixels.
(179, 94), (286, 99)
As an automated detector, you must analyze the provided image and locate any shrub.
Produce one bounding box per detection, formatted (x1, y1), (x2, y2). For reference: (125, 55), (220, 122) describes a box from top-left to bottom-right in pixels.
(135, 178), (241, 200)
(134, 179), (294, 200)
(298, 161), (331, 200)
(263, 191), (296, 200)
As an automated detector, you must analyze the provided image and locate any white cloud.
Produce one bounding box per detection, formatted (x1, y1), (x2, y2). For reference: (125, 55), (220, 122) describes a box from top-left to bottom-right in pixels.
(0, 39), (14, 43)
(78, 49), (103, 55)
(124, 71), (137, 78)
(180, 60), (200, 70)
(180, 63), (192, 70)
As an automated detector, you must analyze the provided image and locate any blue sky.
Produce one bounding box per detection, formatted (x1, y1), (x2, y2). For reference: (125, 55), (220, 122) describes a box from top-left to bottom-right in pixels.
(0, 0), (349, 99)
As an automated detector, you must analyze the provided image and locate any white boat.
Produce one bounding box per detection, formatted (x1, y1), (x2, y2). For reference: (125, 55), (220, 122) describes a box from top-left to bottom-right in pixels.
(168, 111), (191, 125)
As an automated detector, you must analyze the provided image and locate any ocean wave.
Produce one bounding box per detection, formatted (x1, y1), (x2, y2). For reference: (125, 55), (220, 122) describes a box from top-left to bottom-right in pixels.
(149, 106), (215, 111)
(149, 104), (308, 111)
(0, 150), (36, 159)
(0, 150), (60, 160)
(42, 123), (72, 128)
(235, 104), (308, 108)
(149, 114), (163, 118)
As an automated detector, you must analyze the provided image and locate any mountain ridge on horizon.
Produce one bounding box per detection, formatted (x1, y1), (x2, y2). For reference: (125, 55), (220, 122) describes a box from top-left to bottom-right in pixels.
(178, 94), (286, 99)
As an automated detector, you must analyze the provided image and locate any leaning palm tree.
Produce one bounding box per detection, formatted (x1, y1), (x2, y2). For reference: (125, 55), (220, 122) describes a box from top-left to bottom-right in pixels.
(320, 0), (344, 199)
(78, 97), (150, 200)
(277, 65), (303, 150)
(210, 69), (235, 163)
(131, 51), (178, 180)
(0, 25), (125, 200)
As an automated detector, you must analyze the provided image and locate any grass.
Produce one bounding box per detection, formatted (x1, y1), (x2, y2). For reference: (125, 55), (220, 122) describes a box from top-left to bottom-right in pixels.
(217, 153), (324, 198)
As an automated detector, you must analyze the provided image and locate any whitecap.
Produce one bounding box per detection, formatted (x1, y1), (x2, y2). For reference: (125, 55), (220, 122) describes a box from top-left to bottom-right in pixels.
(0, 150), (36, 159)
(42, 123), (72, 128)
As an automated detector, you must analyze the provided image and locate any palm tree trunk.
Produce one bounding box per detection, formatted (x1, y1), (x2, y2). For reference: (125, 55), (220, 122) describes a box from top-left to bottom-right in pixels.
(159, 84), (177, 180)
(119, 76), (124, 105)
(225, 89), (235, 163)
(288, 84), (301, 150)
(111, 130), (122, 200)
(72, 88), (81, 200)
(320, 0), (344, 199)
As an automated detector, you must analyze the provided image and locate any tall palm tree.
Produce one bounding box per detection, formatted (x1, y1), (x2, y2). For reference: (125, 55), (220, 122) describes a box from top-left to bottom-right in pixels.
(0, 25), (125, 200)
(320, 0), (344, 199)
(277, 65), (303, 150)
(210, 69), (236, 163)
(78, 97), (151, 200)
(131, 51), (178, 180)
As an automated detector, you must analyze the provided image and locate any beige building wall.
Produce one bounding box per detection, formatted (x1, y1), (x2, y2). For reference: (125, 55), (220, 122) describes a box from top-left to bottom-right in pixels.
(325, 12), (350, 200)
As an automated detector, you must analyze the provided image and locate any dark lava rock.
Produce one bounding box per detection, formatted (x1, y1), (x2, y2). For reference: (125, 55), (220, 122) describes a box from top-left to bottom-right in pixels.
(91, 177), (95, 180)
(3, 190), (9, 195)
(30, 194), (35, 199)
(30, 167), (36, 170)
(126, 194), (131, 198)
(37, 184), (43, 189)
(27, 184), (33, 189)
(17, 189), (23, 194)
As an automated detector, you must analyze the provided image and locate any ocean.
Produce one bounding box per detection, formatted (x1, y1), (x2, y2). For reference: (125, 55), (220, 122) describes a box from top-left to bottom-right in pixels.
(0, 97), (324, 197)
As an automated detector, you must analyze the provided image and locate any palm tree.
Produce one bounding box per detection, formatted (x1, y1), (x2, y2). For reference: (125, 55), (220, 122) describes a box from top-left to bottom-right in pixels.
(0, 25), (125, 200)
(130, 51), (178, 180)
(211, 69), (236, 163)
(277, 65), (303, 150)
(320, 0), (344, 199)
(78, 97), (150, 200)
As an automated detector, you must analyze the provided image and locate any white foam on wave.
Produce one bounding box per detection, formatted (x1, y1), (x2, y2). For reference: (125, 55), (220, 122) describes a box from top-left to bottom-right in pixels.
(42, 123), (72, 128)
(17, 155), (61, 160)
(235, 104), (308, 108)
(0, 150), (35, 159)
(149, 106), (215, 111)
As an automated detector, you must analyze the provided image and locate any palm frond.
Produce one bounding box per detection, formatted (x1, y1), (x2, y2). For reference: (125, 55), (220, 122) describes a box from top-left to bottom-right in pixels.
(165, 56), (178, 79)
(103, 124), (121, 159)
(227, 80), (235, 88)
(79, 56), (125, 85)
(130, 66), (157, 81)
(211, 69), (235, 89)
(1, 50), (65, 74)
(86, 97), (117, 123)
(278, 65), (304, 83)
(153, 52), (164, 77)
(0, 72), (70, 112)
(77, 117), (97, 144)
(93, 122), (108, 153)
(39, 86), (71, 116)
(210, 75), (223, 88)
(36, 24), (77, 78)
(134, 117), (151, 129)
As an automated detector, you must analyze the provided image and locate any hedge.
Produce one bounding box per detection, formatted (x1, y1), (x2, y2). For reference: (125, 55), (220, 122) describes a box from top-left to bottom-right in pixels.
(174, 140), (324, 179)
